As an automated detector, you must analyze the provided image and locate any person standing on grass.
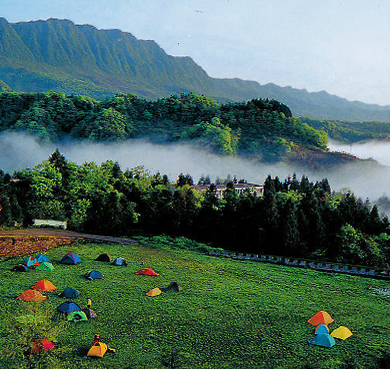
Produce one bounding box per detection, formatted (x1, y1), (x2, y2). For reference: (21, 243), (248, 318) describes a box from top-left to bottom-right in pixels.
(87, 297), (92, 309)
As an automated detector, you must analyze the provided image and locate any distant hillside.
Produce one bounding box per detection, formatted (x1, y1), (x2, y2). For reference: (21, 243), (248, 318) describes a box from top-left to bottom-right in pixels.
(1, 17), (390, 121)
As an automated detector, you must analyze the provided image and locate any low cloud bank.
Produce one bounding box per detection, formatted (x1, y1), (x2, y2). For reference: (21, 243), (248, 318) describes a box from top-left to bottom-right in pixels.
(328, 139), (390, 167)
(2, 132), (390, 200)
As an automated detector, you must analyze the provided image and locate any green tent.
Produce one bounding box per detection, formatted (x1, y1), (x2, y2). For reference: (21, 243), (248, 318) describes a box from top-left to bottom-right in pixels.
(67, 311), (88, 322)
(36, 262), (54, 271)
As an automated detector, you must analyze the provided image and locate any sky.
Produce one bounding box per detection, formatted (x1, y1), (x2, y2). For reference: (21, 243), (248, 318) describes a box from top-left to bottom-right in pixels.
(2, 0), (390, 106)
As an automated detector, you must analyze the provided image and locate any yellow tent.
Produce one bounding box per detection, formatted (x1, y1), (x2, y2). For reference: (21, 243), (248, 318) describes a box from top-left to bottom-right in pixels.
(87, 342), (108, 357)
(146, 287), (162, 297)
(331, 326), (353, 340)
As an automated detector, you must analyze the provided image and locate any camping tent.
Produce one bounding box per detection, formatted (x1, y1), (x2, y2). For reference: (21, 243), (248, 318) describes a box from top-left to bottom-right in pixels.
(161, 282), (181, 292)
(23, 256), (39, 267)
(331, 326), (353, 340)
(31, 338), (54, 353)
(56, 302), (82, 314)
(308, 311), (334, 326)
(315, 324), (330, 335)
(32, 279), (57, 291)
(35, 254), (51, 263)
(67, 310), (88, 322)
(12, 264), (28, 272)
(85, 270), (104, 280)
(87, 342), (108, 357)
(83, 307), (98, 319)
(146, 287), (162, 297)
(36, 262), (54, 271)
(136, 268), (159, 276)
(96, 253), (112, 262)
(308, 333), (335, 348)
(16, 289), (47, 302)
(112, 257), (128, 266)
(60, 252), (81, 264)
(59, 287), (80, 298)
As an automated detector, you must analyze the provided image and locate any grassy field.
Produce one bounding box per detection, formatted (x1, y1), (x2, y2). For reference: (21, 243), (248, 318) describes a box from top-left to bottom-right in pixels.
(0, 240), (390, 368)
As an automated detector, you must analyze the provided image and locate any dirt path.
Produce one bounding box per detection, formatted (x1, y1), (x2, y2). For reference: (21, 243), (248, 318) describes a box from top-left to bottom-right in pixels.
(0, 229), (137, 245)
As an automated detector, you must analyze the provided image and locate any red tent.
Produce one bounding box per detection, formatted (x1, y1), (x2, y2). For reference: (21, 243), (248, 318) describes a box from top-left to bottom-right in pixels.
(16, 289), (47, 302)
(136, 268), (159, 276)
(307, 311), (334, 326)
(32, 279), (57, 291)
(31, 338), (55, 353)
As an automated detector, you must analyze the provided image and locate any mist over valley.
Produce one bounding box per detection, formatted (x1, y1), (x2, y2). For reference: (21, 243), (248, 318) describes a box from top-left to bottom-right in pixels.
(3, 131), (390, 203)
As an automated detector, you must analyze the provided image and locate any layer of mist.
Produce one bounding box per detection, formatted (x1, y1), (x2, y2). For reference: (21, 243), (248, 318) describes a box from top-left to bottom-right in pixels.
(2, 132), (390, 201)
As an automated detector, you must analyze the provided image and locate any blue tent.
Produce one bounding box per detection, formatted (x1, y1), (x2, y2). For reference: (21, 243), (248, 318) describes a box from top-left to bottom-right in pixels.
(60, 252), (81, 265)
(35, 253), (51, 263)
(112, 257), (128, 266)
(56, 302), (82, 314)
(85, 270), (104, 280)
(59, 287), (80, 298)
(23, 256), (39, 267)
(308, 333), (335, 348)
(315, 324), (330, 335)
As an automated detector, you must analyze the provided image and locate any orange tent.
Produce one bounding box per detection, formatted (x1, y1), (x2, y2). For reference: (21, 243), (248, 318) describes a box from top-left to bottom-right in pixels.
(16, 289), (47, 302)
(31, 338), (55, 353)
(308, 311), (334, 326)
(146, 287), (162, 297)
(136, 268), (159, 276)
(32, 279), (57, 291)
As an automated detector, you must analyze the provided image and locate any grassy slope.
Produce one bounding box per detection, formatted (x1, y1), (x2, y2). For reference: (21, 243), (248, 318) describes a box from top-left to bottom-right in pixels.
(0, 241), (390, 368)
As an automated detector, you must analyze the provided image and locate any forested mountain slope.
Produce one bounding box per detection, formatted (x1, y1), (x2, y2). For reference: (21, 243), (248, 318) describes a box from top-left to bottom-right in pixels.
(0, 91), (361, 167)
(1, 17), (390, 121)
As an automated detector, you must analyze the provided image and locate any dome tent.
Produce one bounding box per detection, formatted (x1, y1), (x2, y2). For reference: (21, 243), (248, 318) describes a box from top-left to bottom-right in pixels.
(23, 256), (39, 267)
(308, 333), (335, 348)
(56, 302), (82, 314)
(161, 282), (181, 292)
(136, 268), (159, 276)
(35, 254), (51, 263)
(32, 279), (57, 292)
(85, 270), (104, 280)
(307, 311), (334, 326)
(146, 287), (162, 297)
(87, 342), (108, 357)
(59, 287), (80, 298)
(16, 289), (47, 302)
(12, 264), (28, 272)
(315, 324), (330, 335)
(60, 252), (81, 265)
(67, 310), (88, 322)
(331, 326), (353, 340)
(96, 253), (111, 262)
(112, 257), (128, 266)
(36, 262), (54, 271)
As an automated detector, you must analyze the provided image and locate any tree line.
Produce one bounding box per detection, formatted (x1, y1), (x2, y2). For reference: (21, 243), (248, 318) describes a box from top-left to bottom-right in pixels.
(0, 91), (327, 161)
(1, 150), (389, 268)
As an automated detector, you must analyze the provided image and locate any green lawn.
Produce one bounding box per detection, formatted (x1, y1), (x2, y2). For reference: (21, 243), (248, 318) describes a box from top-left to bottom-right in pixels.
(0, 241), (390, 368)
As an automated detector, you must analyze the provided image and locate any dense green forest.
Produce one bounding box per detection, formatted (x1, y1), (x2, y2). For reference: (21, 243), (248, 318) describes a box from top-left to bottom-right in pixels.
(1, 149), (390, 269)
(0, 91), (331, 162)
(303, 117), (390, 143)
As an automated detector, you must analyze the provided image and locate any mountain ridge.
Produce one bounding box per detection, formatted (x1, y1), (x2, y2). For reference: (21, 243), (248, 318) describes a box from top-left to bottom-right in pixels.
(1, 17), (390, 121)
